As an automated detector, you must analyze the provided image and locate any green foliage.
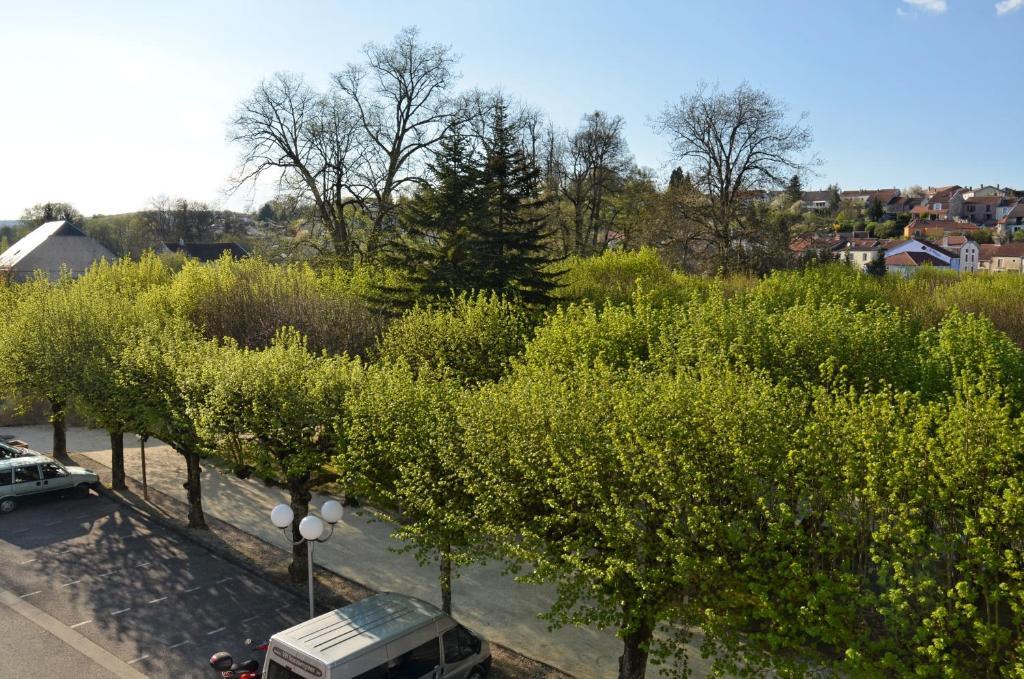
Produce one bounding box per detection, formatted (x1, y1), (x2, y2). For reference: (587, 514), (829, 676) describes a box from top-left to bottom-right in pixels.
(374, 292), (531, 384)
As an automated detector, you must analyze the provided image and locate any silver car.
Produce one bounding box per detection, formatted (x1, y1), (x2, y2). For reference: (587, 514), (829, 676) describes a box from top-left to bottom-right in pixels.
(0, 456), (99, 514)
(0, 441), (44, 460)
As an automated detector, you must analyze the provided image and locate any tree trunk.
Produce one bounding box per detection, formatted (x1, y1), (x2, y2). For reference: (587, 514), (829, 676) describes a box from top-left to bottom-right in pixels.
(618, 616), (654, 679)
(288, 479), (313, 584)
(50, 400), (69, 463)
(109, 431), (126, 490)
(181, 449), (207, 530)
(440, 545), (453, 615)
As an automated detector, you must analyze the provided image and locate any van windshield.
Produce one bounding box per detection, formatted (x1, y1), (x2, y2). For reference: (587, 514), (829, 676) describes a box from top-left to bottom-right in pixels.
(265, 661), (306, 679)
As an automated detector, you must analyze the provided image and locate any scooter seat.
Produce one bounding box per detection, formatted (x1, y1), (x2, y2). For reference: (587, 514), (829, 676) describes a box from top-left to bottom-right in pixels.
(232, 659), (260, 672)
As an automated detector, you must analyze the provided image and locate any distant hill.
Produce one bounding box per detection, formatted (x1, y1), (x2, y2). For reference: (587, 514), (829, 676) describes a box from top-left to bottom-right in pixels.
(0, 220), (22, 228)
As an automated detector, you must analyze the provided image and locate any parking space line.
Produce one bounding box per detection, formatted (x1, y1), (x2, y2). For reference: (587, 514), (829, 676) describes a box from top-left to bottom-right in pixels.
(216, 577), (233, 584)
(111, 607), (131, 616)
(70, 619), (93, 629)
(206, 626), (226, 636)
(167, 640), (191, 649)
(19, 591), (41, 598)
(19, 558), (37, 564)
(60, 580), (82, 588)
(136, 561), (151, 568)
(240, 615), (261, 624)
(183, 586), (201, 593)
(146, 596), (167, 604)
(127, 655), (149, 665)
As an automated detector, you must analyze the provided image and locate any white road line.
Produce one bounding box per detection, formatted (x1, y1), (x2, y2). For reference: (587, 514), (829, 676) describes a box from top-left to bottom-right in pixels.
(216, 577), (232, 584)
(183, 586), (201, 593)
(136, 562), (151, 568)
(111, 607), (131, 616)
(70, 620), (92, 629)
(60, 580), (81, 588)
(206, 626), (226, 636)
(19, 558), (37, 564)
(146, 596), (167, 604)
(167, 640), (191, 649)
(19, 591), (41, 598)
(240, 615), (261, 624)
(127, 655), (149, 665)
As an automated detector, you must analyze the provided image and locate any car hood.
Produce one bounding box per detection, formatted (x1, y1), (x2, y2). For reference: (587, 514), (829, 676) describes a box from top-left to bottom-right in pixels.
(65, 466), (95, 476)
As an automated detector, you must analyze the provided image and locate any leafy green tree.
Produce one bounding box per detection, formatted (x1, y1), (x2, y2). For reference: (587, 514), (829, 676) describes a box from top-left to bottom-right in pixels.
(19, 202), (84, 229)
(867, 195), (885, 221)
(341, 362), (479, 613)
(374, 292), (531, 385)
(864, 248), (887, 276)
(193, 329), (356, 581)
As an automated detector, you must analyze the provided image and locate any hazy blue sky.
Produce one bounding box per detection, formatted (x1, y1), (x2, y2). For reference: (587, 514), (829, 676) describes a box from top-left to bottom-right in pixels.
(1, 0), (1022, 217)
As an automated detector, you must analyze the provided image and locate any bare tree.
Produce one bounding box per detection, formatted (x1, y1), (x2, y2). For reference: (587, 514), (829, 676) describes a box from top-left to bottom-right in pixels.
(332, 27), (461, 257)
(654, 82), (817, 271)
(228, 73), (363, 259)
(559, 111), (633, 255)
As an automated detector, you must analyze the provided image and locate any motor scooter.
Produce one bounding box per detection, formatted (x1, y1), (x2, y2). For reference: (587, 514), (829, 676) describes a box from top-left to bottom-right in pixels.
(209, 638), (268, 679)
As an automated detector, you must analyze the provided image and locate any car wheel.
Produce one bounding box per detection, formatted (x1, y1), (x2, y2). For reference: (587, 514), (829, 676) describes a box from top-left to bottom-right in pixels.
(73, 484), (91, 499)
(0, 498), (15, 514)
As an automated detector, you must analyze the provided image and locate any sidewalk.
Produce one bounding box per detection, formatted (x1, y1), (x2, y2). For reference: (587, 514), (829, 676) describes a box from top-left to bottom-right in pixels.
(3, 425), (709, 678)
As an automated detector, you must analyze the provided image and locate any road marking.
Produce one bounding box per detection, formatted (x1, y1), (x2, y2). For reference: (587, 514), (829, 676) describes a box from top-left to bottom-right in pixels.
(206, 626), (226, 636)
(240, 615), (261, 624)
(19, 591), (41, 598)
(146, 596), (167, 604)
(167, 640), (191, 649)
(11, 528), (30, 535)
(44, 520), (63, 526)
(61, 580), (81, 588)
(183, 586), (201, 593)
(70, 619), (92, 629)
(111, 607), (131, 616)
(19, 558), (37, 564)
(0, 585), (149, 679)
(136, 561), (151, 568)
(216, 577), (233, 584)
(127, 655), (149, 665)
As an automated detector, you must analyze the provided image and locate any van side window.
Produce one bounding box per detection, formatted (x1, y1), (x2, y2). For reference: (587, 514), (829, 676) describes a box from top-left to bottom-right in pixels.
(388, 638), (440, 678)
(14, 465), (40, 483)
(42, 463), (67, 479)
(442, 625), (476, 663)
(352, 664), (389, 679)
(0, 469), (11, 486)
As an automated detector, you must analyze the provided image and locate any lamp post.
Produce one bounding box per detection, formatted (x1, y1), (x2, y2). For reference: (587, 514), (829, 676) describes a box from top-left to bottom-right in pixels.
(270, 499), (344, 619)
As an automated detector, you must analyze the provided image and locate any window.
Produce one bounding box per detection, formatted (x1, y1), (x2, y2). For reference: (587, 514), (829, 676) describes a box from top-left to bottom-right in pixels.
(0, 442), (24, 460)
(265, 662), (307, 679)
(443, 626), (478, 663)
(14, 465), (40, 483)
(42, 462), (67, 480)
(388, 638), (440, 679)
(0, 469), (11, 487)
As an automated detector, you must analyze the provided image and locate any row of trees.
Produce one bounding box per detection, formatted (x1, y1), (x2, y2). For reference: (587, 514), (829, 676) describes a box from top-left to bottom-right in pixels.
(229, 27), (817, 275)
(3, 252), (1024, 677)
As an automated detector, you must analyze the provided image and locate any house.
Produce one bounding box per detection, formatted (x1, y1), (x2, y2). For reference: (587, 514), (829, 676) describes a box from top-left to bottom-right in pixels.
(837, 238), (884, 271)
(979, 243), (1024, 273)
(801, 190), (833, 211)
(884, 250), (951, 277)
(962, 196), (1012, 226)
(996, 202), (1024, 240)
(963, 185), (1008, 199)
(912, 186), (965, 221)
(939, 235), (981, 272)
(158, 241), (248, 262)
(884, 238), (963, 270)
(903, 219), (978, 240)
(885, 195), (920, 220)
(0, 220), (114, 282)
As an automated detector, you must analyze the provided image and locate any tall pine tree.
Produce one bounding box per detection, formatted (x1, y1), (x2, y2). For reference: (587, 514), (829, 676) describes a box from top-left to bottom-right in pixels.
(386, 129), (485, 302)
(476, 100), (559, 306)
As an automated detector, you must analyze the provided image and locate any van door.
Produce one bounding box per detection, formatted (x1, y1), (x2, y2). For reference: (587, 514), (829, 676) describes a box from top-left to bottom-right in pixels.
(13, 463), (43, 497)
(441, 625), (479, 679)
(385, 636), (441, 679)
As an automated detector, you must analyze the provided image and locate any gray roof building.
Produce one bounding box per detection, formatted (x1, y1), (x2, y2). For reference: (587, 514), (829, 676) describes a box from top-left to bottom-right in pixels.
(0, 221), (114, 281)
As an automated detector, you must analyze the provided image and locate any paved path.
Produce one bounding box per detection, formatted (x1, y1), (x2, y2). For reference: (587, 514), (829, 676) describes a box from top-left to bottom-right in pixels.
(2, 425), (710, 678)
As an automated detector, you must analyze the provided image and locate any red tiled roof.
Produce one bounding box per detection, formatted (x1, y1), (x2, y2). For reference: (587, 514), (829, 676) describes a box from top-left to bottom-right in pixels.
(979, 243), (1024, 261)
(965, 195), (1007, 206)
(885, 251), (949, 267)
(906, 219), (979, 232)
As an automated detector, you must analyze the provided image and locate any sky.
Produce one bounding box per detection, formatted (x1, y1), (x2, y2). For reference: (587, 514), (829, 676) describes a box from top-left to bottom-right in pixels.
(1, 0), (1022, 218)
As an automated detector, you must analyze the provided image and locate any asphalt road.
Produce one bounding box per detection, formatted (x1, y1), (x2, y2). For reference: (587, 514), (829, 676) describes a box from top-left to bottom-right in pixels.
(0, 490), (307, 678)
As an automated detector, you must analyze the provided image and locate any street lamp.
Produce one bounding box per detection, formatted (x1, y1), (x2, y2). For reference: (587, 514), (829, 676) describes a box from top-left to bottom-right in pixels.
(270, 499), (344, 619)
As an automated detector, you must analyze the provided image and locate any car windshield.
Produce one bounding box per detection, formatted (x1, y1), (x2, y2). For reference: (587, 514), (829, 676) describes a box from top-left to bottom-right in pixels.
(0, 442), (25, 459)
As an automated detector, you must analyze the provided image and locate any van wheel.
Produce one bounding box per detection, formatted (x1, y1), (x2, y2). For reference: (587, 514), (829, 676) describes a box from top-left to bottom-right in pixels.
(73, 484), (91, 499)
(468, 668), (486, 679)
(0, 498), (15, 514)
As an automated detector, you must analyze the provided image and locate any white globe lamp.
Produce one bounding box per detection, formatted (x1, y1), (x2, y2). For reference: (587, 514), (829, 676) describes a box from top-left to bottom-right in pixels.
(321, 500), (343, 525)
(270, 504), (294, 529)
(299, 515), (324, 542)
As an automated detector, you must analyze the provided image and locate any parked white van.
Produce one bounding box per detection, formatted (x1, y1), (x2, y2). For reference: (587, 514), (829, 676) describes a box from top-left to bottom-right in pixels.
(263, 593), (491, 679)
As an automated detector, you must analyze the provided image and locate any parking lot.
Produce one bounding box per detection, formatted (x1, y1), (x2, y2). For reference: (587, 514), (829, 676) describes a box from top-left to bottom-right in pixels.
(0, 491), (307, 678)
